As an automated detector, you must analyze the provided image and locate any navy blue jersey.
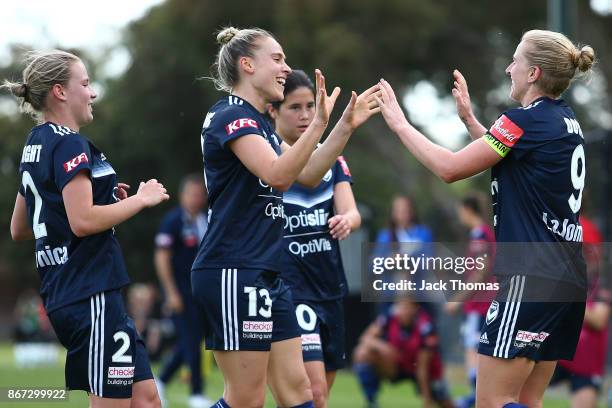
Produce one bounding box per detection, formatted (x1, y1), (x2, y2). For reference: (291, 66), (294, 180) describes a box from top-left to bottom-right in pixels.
(280, 156), (353, 301)
(18, 122), (129, 313)
(483, 97), (586, 285)
(193, 95), (284, 271)
(155, 206), (207, 295)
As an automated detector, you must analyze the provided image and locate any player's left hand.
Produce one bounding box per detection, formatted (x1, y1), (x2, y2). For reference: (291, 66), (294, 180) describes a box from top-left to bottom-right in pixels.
(328, 214), (352, 240)
(340, 83), (382, 130)
(314, 69), (341, 127)
(374, 79), (410, 134)
(116, 183), (130, 200)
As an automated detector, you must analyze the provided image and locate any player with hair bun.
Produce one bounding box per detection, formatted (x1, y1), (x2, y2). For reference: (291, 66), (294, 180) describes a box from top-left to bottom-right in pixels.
(375, 29), (595, 408)
(194, 27), (379, 408)
(5, 50), (168, 407)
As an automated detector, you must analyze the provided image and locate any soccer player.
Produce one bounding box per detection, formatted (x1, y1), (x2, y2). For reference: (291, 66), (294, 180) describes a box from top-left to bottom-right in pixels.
(193, 27), (379, 408)
(5, 50), (168, 407)
(374, 30), (595, 407)
(267, 70), (361, 408)
(353, 298), (455, 408)
(445, 194), (495, 408)
(154, 174), (210, 407)
(375, 195), (433, 248)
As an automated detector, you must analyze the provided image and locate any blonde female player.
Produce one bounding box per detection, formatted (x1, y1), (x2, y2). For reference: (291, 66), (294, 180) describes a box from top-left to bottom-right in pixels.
(193, 27), (379, 408)
(5, 50), (167, 407)
(375, 30), (594, 408)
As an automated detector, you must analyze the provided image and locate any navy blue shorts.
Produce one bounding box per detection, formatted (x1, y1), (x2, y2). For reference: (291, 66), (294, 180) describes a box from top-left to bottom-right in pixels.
(478, 275), (585, 361)
(192, 268), (300, 351)
(549, 364), (603, 393)
(294, 299), (346, 371)
(48, 290), (153, 398)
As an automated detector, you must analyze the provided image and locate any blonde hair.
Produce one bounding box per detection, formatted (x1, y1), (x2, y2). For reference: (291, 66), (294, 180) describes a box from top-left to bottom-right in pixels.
(1, 50), (80, 122)
(211, 26), (274, 92)
(521, 30), (595, 97)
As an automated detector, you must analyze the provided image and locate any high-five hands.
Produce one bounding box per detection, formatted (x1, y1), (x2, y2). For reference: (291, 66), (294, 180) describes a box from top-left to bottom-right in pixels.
(340, 84), (381, 130)
(373, 79), (410, 134)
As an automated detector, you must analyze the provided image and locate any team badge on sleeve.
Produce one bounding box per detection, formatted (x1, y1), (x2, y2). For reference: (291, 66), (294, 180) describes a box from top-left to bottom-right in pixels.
(64, 152), (89, 172)
(225, 118), (259, 135)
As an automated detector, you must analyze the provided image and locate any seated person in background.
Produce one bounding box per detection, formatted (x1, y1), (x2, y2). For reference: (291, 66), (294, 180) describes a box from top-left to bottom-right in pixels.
(353, 298), (455, 408)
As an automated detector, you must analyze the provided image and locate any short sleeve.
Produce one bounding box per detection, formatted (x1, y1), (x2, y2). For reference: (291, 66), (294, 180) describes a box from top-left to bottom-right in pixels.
(208, 106), (265, 149)
(52, 134), (92, 191)
(155, 211), (179, 249)
(18, 183), (25, 197)
(333, 156), (353, 185)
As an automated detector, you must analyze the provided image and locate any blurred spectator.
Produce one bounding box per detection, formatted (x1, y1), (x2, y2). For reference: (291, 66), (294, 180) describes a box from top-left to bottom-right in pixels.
(376, 195), (433, 251)
(549, 215), (610, 408)
(154, 174), (210, 408)
(375, 195), (435, 312)
(126, 283), (165, 360)
(353, 298), (454, 408)
(14, 288), (55, 342)
(445, 194), (495, 408)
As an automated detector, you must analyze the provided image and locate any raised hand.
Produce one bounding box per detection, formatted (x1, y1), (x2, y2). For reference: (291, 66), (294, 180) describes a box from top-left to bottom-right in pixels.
(340, 83), (381, 130)
(374, 79), (410, 134)
(137, 179), (170, 207)
(314, 69), (341, 126)
(451, 69), (475, 125)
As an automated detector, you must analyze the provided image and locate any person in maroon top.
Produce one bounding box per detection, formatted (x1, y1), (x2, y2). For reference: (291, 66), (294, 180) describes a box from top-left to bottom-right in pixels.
(353, 299), (454, 408)
(445, 194), (496, 408)
(549, 216), (610, 408)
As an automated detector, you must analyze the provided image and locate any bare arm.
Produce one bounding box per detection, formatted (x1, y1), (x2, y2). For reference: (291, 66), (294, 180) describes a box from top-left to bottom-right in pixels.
(452, 69), (487, 140)
(229, 70), (339, 191)
(154, 248), (183, 313)
(63, 171), (169, 237)
(376, 79), (502, 183)
(329, 181), (361, 240)
(10, 193), (34, 241)
(294, 85), (380, 187)
(583, 302), (610, 331)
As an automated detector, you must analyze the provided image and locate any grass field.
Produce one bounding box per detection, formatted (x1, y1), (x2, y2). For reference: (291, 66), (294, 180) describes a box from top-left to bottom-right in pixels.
(0, 342), (605, 407)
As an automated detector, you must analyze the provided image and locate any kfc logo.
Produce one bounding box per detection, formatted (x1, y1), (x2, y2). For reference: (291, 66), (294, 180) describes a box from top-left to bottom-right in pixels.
(63, 152), (89, 172)
(489, 115), (524, 147)
(226, 118), (259, 135)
